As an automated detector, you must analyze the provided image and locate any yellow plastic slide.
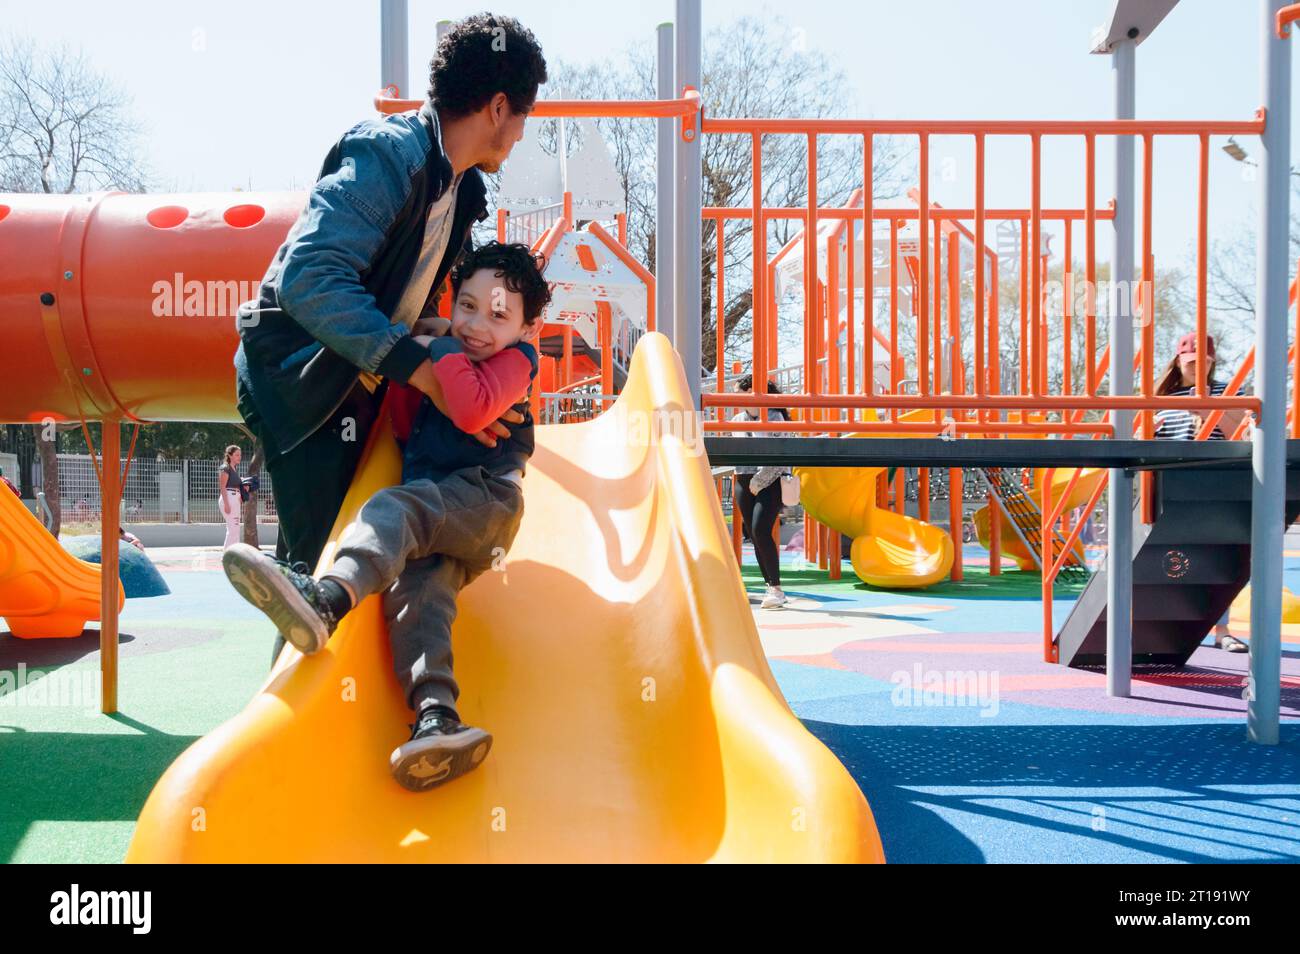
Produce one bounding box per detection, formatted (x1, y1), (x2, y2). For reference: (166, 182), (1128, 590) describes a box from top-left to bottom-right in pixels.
(791, 409), (954, 589)
(126, 334), (883, 863)
(795, 465), (954, 589)
(0, 484), (122, 638)
(972, 468), (1105, 572)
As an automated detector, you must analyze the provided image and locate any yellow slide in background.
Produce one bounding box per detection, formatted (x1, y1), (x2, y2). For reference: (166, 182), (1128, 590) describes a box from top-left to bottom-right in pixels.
(972, 468), (1105, 572)
(795, 465), (954, 589)
(125, 334), (884, 863)
(792, 409), (954, 589)
(0, 484), (123, 638)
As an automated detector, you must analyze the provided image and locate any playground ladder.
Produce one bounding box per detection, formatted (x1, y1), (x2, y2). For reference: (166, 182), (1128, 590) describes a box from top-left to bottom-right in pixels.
(976, 467), (1090, 586)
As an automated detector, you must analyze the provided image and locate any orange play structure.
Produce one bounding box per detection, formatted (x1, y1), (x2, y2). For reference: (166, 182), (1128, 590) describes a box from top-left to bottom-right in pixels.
(125, 335), (884, 863)
(0, 487), (123, 638)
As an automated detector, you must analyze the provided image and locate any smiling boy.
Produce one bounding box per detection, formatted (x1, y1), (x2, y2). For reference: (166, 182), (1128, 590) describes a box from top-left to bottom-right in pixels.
(223, 242), (551, 791)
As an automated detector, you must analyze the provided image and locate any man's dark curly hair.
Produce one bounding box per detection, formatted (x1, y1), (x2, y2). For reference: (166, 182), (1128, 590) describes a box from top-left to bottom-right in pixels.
(428, 13), (548, 118)
(450, 242), (552, 326)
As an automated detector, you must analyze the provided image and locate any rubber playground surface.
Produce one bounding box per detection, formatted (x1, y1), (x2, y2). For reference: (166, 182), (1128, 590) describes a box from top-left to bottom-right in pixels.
(2, 541), (1298, 864)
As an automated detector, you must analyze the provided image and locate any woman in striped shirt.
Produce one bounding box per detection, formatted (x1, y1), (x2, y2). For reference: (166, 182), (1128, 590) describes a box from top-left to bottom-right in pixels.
(1152, 332), (1245, 441)
(1153, 332), (1248, 652)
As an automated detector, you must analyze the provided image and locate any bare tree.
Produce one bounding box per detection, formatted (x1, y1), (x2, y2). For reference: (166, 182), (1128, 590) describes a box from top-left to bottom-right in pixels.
(0, 35), (149, 192)
(546, 14), (913, 375)
(1, 34), (151, 533)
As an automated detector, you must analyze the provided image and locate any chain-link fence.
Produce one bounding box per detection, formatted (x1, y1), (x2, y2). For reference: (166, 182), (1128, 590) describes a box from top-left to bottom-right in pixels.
(45, 454), (278, 524)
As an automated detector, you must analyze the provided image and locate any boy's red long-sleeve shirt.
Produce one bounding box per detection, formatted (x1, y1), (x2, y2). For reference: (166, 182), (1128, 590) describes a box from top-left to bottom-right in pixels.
(389, 336), (539, 484)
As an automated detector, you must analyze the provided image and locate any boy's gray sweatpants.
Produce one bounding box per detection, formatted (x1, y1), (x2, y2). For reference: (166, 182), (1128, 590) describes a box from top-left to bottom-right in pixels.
(324, 466), (524, 714)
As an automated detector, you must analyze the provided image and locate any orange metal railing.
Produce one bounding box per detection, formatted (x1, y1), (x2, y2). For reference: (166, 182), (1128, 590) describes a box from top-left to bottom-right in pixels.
(697, 114), (1266, 436)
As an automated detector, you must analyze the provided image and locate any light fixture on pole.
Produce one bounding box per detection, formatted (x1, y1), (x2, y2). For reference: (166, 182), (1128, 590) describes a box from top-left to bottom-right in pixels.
(1223, 137), (1256, 164)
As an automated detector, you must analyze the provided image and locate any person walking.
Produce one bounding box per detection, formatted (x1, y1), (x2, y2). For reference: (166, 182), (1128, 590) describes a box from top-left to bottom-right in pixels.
(730, 374), (792, 609)
(219, 445), (243, 549)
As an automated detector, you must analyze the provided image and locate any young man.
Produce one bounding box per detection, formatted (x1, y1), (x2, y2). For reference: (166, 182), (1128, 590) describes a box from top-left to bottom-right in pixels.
(232, 14), (547, 658)
(225, 242), (551, 791)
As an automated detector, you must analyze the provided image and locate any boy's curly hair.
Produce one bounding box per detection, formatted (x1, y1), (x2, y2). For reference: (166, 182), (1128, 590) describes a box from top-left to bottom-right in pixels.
(450, 242), (552, 325)
(428, 13), (548, 118)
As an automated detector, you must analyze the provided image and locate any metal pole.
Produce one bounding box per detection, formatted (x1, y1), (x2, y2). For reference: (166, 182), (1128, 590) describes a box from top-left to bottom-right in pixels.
(656, 23), (675, 343)
(1107, 33), (1136, 697)
(1249, 0), (1290, 746)
(379, 0), (410, 97)
(674, 0), (703, 408)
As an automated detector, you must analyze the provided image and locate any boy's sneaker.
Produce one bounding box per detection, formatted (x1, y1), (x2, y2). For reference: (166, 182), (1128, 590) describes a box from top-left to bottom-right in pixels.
(221, 543), (339, 654)
(760, 585), (788, 609)
(390, 705), (493, 792)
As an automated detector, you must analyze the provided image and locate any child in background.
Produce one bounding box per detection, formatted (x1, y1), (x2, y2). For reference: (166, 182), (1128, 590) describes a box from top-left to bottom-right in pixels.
(223, 242), (551, 790)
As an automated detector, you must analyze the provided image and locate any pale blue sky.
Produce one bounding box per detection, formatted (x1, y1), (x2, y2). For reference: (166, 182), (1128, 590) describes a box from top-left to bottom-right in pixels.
(3, 0), (1295, 274)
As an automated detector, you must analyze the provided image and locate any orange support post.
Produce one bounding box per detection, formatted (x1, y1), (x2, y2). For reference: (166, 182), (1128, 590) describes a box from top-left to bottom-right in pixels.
(889, 218), (900, 421)
(1063, 219), (1073, 398)
(947, 229), (962, 395)
(100, 420), (121, 714)
(1019, 215), (1029, 398)
(1196, 134), (1210, 399)
(949, 468), (963, 581)
(862, 138), (874, 407)
(1041, 468), (1056, 663)
(1085, 134), (1098, 396)
(717, 217), (726, 400)
(918, 134), (930, 397)
(974, 134), (986, 402)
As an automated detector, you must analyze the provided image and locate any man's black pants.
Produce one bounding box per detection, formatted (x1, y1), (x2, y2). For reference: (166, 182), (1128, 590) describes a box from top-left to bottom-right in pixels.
(240, 381), (384, 662)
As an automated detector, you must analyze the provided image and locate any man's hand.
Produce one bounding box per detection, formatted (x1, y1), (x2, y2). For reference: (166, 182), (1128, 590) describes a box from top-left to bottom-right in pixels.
(407, 359), (525, 447)
(411, 315), (451, 338)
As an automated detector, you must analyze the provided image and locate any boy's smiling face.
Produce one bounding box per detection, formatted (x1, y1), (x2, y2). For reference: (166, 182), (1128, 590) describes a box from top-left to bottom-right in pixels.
(449, 268), (529, 361)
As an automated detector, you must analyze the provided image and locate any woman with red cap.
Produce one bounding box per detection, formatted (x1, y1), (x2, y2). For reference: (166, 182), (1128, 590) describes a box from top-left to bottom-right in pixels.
(1153, 332), (1248, 652)
(1153, 332), (1245, 440)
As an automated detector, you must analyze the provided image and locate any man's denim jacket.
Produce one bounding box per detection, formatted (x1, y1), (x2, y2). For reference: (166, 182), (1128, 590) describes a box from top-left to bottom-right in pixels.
(233, 101), (489, 458)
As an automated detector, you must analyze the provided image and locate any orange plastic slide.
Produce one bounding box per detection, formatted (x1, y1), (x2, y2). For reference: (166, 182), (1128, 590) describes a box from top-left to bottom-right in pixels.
(126, 334), (884, 863)
(0, 485), (123, 638)
(972, 468), (1105, 571)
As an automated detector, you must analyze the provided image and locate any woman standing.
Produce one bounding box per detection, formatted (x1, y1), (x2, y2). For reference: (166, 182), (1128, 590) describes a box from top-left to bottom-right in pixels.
(219, 445), (243, 549)
(731, 375), (791, 609)
(1153, 333), (1244, 440)
(1154, 333), (1248, 653)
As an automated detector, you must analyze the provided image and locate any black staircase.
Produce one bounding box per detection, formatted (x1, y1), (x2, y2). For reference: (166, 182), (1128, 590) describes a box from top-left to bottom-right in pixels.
(1056, 468), (1300, 668)
(977, 468), (1090, 585)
